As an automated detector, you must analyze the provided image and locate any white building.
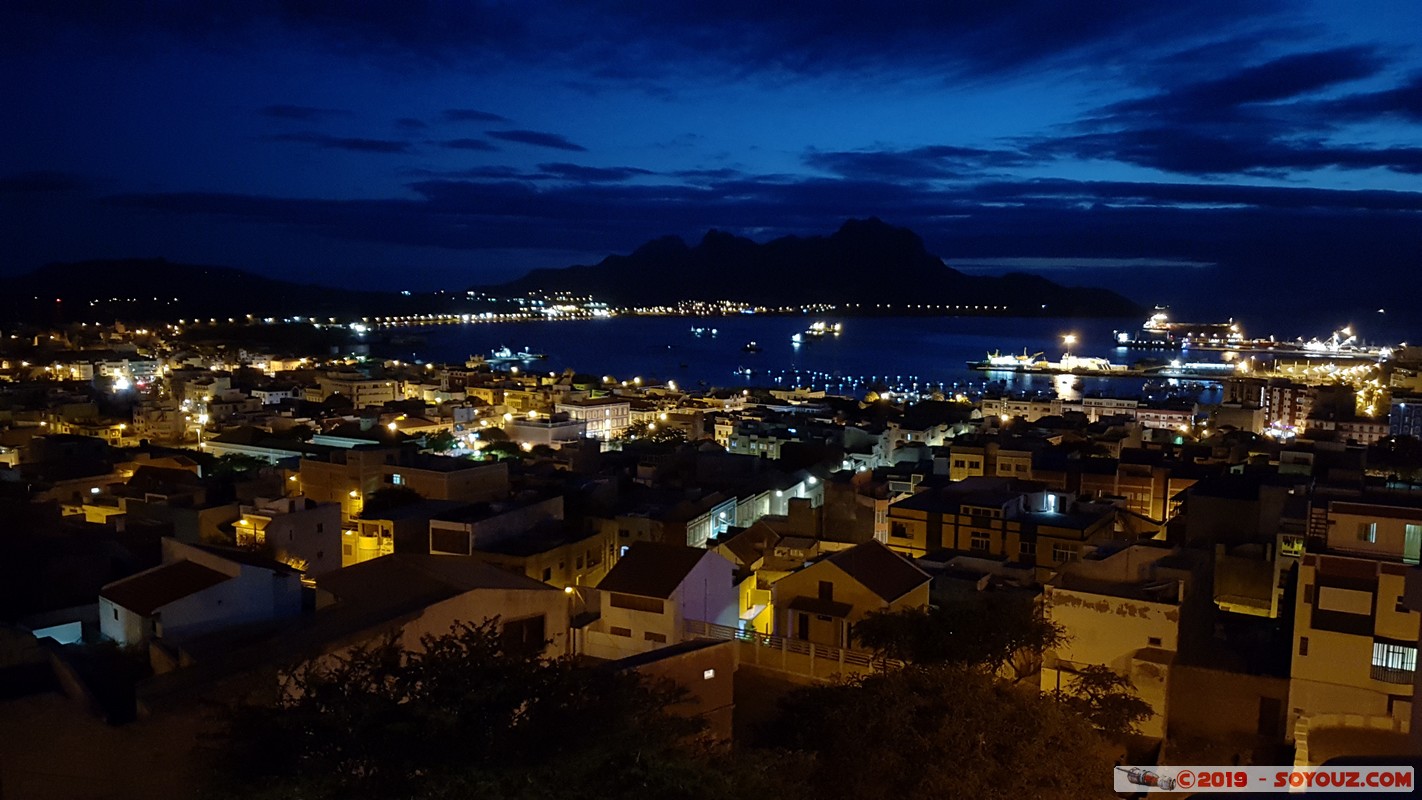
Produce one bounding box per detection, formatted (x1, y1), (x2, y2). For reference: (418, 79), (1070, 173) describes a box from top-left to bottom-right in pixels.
(99, 539), (303, 646)
(583, 542), (737, 660)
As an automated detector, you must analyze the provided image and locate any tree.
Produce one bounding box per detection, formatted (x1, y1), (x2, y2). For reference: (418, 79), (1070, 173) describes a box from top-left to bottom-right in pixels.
(358, 486), (423, 519)
(852, 593), (1065, 678)
(762, 665), (1116, 800)
(423, 430), (458, 452)
(616, 420), (686, 444)
(1055, 664), (1154, 739)
(211, 620), (770, 800)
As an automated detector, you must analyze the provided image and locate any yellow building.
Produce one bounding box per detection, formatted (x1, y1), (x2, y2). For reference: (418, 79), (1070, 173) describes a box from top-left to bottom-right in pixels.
(771, 540), (931, 647)
(1288, 496), (1422, 764)
(1041, 543), (1207, 741)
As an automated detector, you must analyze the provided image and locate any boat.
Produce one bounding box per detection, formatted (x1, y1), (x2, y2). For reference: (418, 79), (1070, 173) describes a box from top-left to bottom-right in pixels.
(743, 341), (762, 353)
(793, 320), (842, 343)
(968, 351), (1131, 375)
(690, 326), (718, 337)
(1113, 307), (1243, 349)
(487, 346), (547, 363)
(1116, 309), (1395, 360)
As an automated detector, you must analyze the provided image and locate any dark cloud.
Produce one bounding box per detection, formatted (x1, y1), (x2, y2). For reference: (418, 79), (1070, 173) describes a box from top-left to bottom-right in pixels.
(1107, 47), (1384, 120)
(3, 0), (1282, 83)
(258, 104), (348, 121)
(1044, 48), (1422, 177)
(395, 117), (428, 130)
(438, 138), (499, 151)
(968, 178), (1422, 213)
(1313, 73), (1422, 123)
(441, 108), (510, 123)
(267, 132), (412, 154)
(804, 145), (1033, 180)
(0, 170), (91, 193)
(534, 163), (654, 182)
(486, 130), (587, 152)
(1038, 128), (1422, 176)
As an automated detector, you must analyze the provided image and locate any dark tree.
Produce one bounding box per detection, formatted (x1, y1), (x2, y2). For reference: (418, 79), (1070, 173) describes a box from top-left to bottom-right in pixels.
(853, 593), (1065, 678)
(211, 620), (774, 800)
(763, 666), (1116, 800)
(358, 486), (424, 518)
(1056, 664), (1155, 739)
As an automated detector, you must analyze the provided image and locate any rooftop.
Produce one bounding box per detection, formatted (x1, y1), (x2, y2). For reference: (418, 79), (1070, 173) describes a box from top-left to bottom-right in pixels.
(100, 560), (232, 615)
(596, 542), (712, 599)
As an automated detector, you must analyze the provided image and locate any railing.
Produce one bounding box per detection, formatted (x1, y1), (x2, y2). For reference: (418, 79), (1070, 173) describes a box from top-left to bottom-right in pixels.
(1370, 664), (1415, 685)
(682, 619), (901, 680)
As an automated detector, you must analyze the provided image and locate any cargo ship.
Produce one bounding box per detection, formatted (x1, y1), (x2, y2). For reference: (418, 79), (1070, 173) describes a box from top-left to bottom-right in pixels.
(1114, 308), (1395, 360)
(968, 350), (1131, 375)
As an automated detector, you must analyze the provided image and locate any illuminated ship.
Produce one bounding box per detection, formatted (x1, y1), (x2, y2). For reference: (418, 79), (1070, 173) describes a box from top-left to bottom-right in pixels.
(968, 351), (1129, 374)
(792, 320), (842, 343)
(1113, 307), (1244, 349)
(487, 346), (547, 363)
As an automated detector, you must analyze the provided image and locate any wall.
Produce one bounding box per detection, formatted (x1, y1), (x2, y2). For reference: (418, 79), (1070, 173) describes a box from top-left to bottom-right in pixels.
(1169, 664), (1290, 743)
(1042, 585), (1180, 738)
(625, 641), (737, 741)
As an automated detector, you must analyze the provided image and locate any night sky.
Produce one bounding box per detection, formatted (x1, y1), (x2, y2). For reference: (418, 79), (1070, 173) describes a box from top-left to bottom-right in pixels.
(2, 1), (1420, 316)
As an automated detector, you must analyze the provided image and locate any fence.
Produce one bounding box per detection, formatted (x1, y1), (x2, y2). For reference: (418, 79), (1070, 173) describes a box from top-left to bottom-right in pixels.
(682, 619), (901, 681)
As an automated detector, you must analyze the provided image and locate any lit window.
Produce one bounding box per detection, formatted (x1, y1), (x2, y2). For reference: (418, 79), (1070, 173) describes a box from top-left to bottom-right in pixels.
(392, 473), (404, 486)
(1358, 522), (1377, 543)
(1373, 641), (1417, 672)
(703, 668), (716, 680)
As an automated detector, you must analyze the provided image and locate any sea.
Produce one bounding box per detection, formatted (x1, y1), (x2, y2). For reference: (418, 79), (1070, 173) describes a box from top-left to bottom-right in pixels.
(377, 309), (1418, 403)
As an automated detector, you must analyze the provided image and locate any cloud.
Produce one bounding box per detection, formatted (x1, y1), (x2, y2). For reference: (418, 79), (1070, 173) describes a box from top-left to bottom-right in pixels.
(534, 163), (654, 182)
(441, 108), (510, 123)
(2, 0), (1284, 83)
(486, 130), (587, 152)
(395, 117), (428, 130)
(439, 138), (499, 151)
(268, 132), (412, 154)
(258, 104), (348, 121)
(804, 145), (1033, 180)
(1038, 48), (1422, 177)
(1312, 72), (1422, 123)
(0, 170), (91, 193)
(1105, 47), (1384, 121)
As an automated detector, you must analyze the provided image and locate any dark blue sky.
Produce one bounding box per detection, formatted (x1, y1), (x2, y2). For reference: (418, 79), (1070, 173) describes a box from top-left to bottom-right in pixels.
(2, 1), (1420, 316)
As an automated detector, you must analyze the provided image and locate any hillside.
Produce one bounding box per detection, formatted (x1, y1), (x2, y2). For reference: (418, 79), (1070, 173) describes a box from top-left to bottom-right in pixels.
(491, 218), (1143, 316)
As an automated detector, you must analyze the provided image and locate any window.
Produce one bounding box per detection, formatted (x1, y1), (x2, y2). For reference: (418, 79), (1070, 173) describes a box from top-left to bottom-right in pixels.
(1052, 543), (1079, 564)
(971, 532), (991, 552)
(315, 523), (324, 533)
(1399, 596), (1412, 614)
(500, 615), (546, 654)
(818, 581), (834, 601)
(1019, 540), (1034, 557)
(619, 528), (631, 538)
(610, 626), (632, 637)
(541, 567), (552, 582)
(1373, 641), (1417, 672)
(1303, 584), (1314, 604)
(1358, 522), (1377, 543)
(576, 556), (583, 569)
(1148, 636), (1162, 647)
(702, 668), (716, 680)
(643, 631), (667, 643)
(1299, 636), (1309, 656)
(392, 473), (404, 486)
(610, 593), (664, 613)
(890, 522), (911, 539)
(113, 607), (118, 620)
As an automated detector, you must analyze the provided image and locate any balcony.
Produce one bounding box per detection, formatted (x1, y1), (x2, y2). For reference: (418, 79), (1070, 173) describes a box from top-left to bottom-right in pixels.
(1370, 664), (1416, 685)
